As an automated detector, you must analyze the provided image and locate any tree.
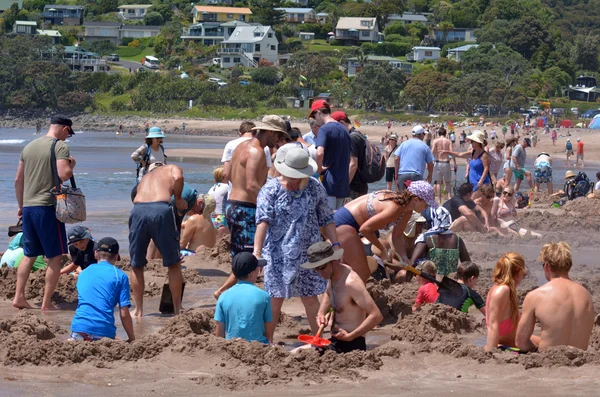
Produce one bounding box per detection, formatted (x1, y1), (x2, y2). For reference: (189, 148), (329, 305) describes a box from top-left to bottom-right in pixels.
(144, 11), (164, 26)
(250, 66), (280, 85)
(87, 40), (118, 55)
(149, 4), (173, 24)
(447, 73), (503, 114)
(507, 16), (549, 60)
(249, 0), (285, 26)
(383, 21), (407, 36)
(438, 21), (454, 44)
(571, 33), (600, 72)
(351, 63), (407, 108)
(99, 0), (118, 14)
(363, 0), (404, 32)
(403, 70), (449, 112)
(283, 51), (335, 89)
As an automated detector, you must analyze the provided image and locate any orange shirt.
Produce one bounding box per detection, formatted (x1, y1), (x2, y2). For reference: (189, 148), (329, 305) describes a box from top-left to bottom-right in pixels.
(577, 141), (584, 154)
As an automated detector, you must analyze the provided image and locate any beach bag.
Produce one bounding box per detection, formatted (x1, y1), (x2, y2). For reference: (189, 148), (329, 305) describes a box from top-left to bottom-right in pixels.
(356, 133), (385, 183)
(50, 139), (86, 224)
(565, 172), (591, 200)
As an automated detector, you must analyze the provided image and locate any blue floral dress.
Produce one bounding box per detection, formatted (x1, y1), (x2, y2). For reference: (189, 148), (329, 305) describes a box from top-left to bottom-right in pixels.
(256, 177), (334, 298)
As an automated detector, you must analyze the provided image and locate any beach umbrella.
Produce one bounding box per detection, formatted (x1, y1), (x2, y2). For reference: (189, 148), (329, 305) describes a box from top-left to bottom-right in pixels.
(559, 119), (573, 128)
(576, 122), (583, 128)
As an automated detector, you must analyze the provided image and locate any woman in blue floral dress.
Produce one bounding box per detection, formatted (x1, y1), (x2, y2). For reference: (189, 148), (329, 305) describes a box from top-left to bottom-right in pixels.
(254, 144), (340, 339)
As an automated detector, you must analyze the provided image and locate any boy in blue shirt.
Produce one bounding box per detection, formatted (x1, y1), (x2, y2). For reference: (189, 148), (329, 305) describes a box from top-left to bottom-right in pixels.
(69, 237), (135, 342)
(215, 252), (271, 344)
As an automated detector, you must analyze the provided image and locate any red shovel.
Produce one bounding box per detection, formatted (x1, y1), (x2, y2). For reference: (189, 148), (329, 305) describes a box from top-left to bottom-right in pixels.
(298, 311), (332, 347)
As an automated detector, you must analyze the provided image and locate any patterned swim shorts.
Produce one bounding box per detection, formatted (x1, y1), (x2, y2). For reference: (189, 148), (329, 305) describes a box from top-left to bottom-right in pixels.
(224, 200), (257, 258)
(211, 214), (227, 230)
(534, 163), (552, 184)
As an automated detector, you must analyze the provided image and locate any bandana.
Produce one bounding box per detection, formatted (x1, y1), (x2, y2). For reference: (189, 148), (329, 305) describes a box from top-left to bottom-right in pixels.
(416, 206), (453, 244)
(407, 180), (438, 209)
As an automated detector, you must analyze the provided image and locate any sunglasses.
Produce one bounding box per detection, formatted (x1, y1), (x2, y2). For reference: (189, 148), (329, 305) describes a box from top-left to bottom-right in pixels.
(503, 191), (513, 197)
(314, 263), (329, 271)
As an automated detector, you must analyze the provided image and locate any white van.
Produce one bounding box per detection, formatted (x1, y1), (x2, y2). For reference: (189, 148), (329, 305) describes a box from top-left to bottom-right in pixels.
(208, 77), (222, 83)
(143, 55), (159, 69)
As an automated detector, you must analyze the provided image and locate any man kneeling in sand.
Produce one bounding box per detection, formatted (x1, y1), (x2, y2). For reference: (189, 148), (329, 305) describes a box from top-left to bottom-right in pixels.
(516, 242), (594, 352)
(300, 242), (383, 353)
(69, 238), (135, 342)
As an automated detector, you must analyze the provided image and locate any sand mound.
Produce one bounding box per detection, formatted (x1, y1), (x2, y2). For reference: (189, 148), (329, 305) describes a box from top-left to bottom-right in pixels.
(367, 279), (418, 322)
(115, 258), (165, 274)
(563, 197), (600, 217)
(516, 346), (595, 369)
(194, 235), (231, 267)
(0, 311), (66, 342)
(0, 265), (78, 304)
(183, 269), (209, 284)
(391, 304), (475, 344)
(160, 308), (215, 337)
(276, 312), (311, 339)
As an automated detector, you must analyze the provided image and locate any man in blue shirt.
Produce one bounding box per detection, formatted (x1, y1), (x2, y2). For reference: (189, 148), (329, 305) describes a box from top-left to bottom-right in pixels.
(70, 237), (135, 342)
(215, 252), (271, 344)
(394, 125), (434, 191)
(312, 100), (351, 209)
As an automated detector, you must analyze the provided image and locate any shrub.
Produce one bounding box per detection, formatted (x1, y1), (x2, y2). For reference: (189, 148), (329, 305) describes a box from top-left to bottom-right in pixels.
(128, 39), (142, 48)
(250, 66), (280, 85)
(266, 96), (287, 108)
(121, 37), (135, 46)
(57, 91), (93, 113)
(110, 98), (128, 111)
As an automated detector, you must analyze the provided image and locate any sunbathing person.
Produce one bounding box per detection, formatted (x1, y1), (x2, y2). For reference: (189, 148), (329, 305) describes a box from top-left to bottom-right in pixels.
(491, 186), (541, 237)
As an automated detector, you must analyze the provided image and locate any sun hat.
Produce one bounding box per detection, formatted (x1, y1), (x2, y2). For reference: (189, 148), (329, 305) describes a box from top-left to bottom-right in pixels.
(146, 126), (165, 139)
(148, 162), (164, 172)
(232, 252), (266, 278)
(389, 134), (398, 140)
(523, 137), (532, 146)
(407, 180), (438, 209)
(274, 146), (317, 179)
(577, 137), (581, 141)
(412, 125), (425, 135)
(68, 226), (91, 244)
(301, 241), (344, 269)
(202, 194), (216, 220)
(308, 99), (330, 118)
(565, 170), (576, 179)
(251, 115), (290, 138)
(467, 130), (485, 144)
(331, 111), (350, 123)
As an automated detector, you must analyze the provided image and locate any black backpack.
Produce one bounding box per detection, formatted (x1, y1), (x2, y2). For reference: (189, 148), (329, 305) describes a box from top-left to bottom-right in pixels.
(565, 172), (591, 200)
(356, 134), (386, 183)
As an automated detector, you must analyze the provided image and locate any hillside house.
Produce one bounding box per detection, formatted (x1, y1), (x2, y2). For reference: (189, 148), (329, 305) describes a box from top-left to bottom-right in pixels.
(447, 44), (479, 62)
(192, 6), (252, 24)
(387, 12), (430, 26)
(120, 24), (161, 40)
(335, 17), (380, 44)
(274, 8), (317, 23)
(82, 21), (121, 44)
(347, 55), (412, 77)
(118, 5), (153, 20)
(568, 76), (600, 102)
(181, 20), (250, 45)
(218, 25), (278, 68)
(432, 27), (476, 45)
(41, 5), (84, 26)
(12, 20), (36, 34)
(409, 46), (441, 61)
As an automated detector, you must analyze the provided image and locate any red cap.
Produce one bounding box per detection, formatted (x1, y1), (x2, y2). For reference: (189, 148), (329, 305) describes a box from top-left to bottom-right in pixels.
(331, 111), (350, 123)
(309, 99), (330, 118)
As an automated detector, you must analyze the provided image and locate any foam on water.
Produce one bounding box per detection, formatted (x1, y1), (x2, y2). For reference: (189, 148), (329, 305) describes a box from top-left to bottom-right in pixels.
(0, 139), (26, 145)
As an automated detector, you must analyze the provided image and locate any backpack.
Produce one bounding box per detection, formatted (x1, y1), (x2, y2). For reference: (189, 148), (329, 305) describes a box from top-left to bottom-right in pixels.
(356, 133), (386, 183)
(136, 143), (166, 180)
(564, 172), (591, 200)
(566, 141), (572, 151)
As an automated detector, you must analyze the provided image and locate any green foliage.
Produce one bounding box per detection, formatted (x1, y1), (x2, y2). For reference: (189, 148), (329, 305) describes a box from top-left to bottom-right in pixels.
(383, 21), (407, 36)
(86, 40), (118, 56)
(351, 63), (407, 108)
(149, 4), (173, 23)
(250, 66), (280, 85)
(361, 42), (410, 57)
(249, 0), (286, 26)
(403, 70), (450, 112)
(437, 58), (461, 75)
(116, 46), (144, 57)
(58, 91), (94, 113)
(280, 38), (304, 53)
(144, 11), (164, 26)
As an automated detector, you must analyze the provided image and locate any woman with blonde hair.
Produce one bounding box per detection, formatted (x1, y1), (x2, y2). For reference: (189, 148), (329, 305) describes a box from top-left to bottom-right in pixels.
(485, 253), (539, 351)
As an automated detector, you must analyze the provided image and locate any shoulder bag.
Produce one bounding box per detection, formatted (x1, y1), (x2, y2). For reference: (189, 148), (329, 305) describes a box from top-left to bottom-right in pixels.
(50, 139), (86, 224)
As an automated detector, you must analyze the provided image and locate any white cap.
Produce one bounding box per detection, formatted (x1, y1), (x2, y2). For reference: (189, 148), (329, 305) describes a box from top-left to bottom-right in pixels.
(412, 125), (425, 135)
(577, 137), (581, 141)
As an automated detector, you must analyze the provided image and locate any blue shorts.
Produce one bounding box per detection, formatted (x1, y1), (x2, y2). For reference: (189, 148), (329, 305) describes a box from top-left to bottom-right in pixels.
(22, 206), (67, 258)
(128, 202), (181, 268)
(224, 200), (256, 258)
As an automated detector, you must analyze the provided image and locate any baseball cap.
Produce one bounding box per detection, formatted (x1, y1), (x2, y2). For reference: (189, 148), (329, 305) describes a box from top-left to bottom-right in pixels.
(523, 137), (532, 146)
(232, 252), (266, 278)
(308, 99), (330, 118)
(50, 115), (74, 137)
(95, 237), (120, 259)
(577, 137), (581, 141)
(331, 111), (350, 123)
(412, 125), (425, 135)
(68, 226), (91, 244)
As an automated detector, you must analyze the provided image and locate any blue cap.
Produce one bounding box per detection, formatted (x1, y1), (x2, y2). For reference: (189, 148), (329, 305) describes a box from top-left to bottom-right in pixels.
(146, 127), (165, 139)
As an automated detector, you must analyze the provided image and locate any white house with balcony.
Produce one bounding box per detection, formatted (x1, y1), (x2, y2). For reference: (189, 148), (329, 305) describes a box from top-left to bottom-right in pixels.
(181, 20), (249, 45)
(218, 25), (278, 68)
(335, 17), (379, 45)
(274, 8), (316, 23)
(118, 4), (152, 20)
(347, 55), (413, 77)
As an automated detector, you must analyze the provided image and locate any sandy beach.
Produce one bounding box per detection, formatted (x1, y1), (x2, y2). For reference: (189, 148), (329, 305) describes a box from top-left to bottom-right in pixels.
(2, 118), (600, 396)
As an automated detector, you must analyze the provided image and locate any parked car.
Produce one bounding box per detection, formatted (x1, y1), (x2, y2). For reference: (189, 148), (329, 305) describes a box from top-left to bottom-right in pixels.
(106, 54), (119, 61)
(571, 107), (579, 115)
(529, 106), (540, 115)
(208, 77), (222, 83)
(582, 109), (600, 119)
(551, 108), (565, 116)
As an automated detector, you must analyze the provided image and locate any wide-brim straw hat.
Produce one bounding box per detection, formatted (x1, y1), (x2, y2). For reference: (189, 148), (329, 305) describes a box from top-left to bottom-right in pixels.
(251, 115), (290, 138)
(467, 130), (485, 144)
(565, 170), (576, 179)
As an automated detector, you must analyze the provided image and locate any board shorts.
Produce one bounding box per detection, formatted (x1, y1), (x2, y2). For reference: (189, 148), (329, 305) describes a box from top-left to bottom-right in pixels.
(224, 200), (257, 258)
(434, 161), (451, 183)
(128, 202), (180, 268)
(512, 168), (527, 180)
(69, 331), (104, 341)
(319, 336), (367, 354)
(211, 213), (227, 230)
(577, 153), (584, 160)
(22, 205), (67, 258)
(385, 167), (395, 183)
(566, 150), (574, 156)
(534, 162), (552, 183)
(397, 172), (422, 191)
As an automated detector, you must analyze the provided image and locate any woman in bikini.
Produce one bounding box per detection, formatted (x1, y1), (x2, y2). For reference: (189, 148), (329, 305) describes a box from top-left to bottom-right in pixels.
(485, 252), (540, 351)
(492, 186), (541, 237)
(335, 181), (437, 282)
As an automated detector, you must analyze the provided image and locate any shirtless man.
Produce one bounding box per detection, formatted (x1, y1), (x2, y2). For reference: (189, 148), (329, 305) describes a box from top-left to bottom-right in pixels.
(301, 242), (383, 353)
(129, 163), (205, 317)
(431, 127), (455, 202)
(516, 242), (594, 352)
(214, 115), (289, 299)
(180, 194), (217, 252)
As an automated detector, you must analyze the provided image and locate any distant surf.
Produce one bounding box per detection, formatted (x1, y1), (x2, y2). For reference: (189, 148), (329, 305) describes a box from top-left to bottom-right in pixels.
(0, 139), (25, 145)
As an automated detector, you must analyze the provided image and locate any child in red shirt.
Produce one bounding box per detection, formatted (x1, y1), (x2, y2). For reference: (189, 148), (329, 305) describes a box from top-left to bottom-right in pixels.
(413, 261), (439, 312)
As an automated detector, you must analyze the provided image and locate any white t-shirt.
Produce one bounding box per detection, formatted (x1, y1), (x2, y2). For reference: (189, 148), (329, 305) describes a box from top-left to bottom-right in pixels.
(595, 181), (600, 191)
(207, 182), (229, 215)
(221, 136), (272, 168)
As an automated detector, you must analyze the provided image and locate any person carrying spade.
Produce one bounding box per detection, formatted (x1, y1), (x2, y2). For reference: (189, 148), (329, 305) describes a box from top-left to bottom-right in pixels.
(300, 242), (383, 353)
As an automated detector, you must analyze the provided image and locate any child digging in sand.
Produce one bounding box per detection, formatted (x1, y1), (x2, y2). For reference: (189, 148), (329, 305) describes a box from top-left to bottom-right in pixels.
(437, 261), (486, 314)
(412, 261), (439, 312)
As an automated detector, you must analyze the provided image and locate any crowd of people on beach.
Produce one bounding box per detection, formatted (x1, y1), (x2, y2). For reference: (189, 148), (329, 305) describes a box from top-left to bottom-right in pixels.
(6, 105), (597, 356)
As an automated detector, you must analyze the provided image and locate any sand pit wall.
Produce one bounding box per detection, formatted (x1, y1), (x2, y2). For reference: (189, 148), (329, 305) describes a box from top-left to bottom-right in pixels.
(367, 279), (418, 322)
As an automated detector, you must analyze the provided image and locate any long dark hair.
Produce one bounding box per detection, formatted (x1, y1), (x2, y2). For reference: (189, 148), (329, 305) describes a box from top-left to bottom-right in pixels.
(380, 190), (415, 207)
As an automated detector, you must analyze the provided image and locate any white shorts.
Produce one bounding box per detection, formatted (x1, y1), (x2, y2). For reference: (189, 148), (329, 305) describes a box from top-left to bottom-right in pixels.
(434, 162), (451, 183)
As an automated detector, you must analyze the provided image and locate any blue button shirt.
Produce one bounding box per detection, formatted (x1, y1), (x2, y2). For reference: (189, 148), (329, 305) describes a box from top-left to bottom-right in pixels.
(214, 281), (272, 344)
(314, 122), (351, 198)
(71, 261), (131, 339)
(394, 138), (434, 178)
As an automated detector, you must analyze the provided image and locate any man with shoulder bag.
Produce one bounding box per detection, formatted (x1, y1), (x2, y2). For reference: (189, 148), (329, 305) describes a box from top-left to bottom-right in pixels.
(13, 115), (77, 311)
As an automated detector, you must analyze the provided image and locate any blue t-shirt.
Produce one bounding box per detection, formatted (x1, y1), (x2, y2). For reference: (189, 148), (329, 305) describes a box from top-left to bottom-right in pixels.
(71, 261), (131, 339)
(214, 281), (272, 344)
(314, 122), (351, 198)
(303, 131), (316, 146)
(394, 138), (434, 178)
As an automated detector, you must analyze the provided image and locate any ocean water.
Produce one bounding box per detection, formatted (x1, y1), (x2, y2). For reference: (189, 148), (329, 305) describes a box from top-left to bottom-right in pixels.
(0, 128), (229, 252)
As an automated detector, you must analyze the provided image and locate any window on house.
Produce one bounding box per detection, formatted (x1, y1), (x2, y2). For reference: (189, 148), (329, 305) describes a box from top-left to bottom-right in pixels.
(360, 20), (371, 27)
(233, 57), (240, 63)
(227, 14), (233, 18)
(255, 43), (260, 51)
(425, 50), (432, 56)
(298, 13), (304, 19)
(270, 45), (275, 50)
(361, 30), (369, 37)
(268, 32), (272, 38)
(254, 31), (261, 37)
(223, 57), (230, 62)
